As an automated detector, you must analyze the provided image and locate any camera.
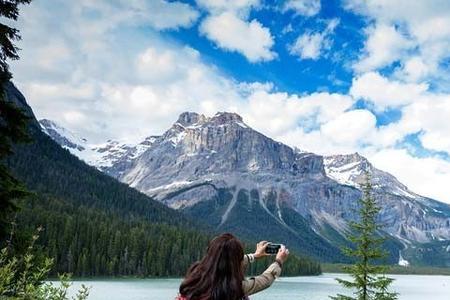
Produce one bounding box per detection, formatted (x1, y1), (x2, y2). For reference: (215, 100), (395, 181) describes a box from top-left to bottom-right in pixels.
(265, 243), (282, 254)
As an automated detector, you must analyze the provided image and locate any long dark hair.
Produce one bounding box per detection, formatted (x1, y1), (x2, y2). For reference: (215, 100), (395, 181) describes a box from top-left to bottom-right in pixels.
(179, 233), (245, 300)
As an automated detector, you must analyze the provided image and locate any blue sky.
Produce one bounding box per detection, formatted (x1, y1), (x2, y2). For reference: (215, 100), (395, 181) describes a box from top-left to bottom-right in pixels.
(170, 0), (363, 94)
(10, 0), (450, 203)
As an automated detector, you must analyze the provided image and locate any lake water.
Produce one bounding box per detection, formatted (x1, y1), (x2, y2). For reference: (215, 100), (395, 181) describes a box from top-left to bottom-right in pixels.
(61, 273), (450, 300)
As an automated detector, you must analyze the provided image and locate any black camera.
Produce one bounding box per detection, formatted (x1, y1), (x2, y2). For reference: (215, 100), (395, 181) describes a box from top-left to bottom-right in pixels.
(265, 243), (282, 254)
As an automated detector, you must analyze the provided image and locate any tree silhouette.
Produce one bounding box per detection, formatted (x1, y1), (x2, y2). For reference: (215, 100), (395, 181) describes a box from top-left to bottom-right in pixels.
(0, 0), (32, 240)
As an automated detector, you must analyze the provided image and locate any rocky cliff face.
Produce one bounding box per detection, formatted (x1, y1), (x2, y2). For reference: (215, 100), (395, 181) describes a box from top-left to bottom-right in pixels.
(41, 111), (450, 264)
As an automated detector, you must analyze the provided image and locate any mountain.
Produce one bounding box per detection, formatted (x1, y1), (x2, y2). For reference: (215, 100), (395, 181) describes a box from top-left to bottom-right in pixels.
(38, 119), (156, 171)
(5, 82), (320, 276)
(41, 112), (450, 266)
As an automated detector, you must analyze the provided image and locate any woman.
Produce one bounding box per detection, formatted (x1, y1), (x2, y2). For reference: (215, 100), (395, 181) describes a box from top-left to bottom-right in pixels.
(177, 233), (289, 300)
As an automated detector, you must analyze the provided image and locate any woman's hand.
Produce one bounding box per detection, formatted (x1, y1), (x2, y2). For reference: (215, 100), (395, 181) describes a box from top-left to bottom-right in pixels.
(276, 244), (289, 264)
(253, 241), (270, 259)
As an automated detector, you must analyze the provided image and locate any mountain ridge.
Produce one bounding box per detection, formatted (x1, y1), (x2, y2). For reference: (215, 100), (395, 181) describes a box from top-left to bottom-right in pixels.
(6, 82), (322, 276)
(40, 110), (450, 266)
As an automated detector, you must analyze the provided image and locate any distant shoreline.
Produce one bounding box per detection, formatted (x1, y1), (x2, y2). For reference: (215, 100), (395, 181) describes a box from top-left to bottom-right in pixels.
(322, 263), (450, 276)
(45, 263), (450, 281)
(48, 266), (450, 282)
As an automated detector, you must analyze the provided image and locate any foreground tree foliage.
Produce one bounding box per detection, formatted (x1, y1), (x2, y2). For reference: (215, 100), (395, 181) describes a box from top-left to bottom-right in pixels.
(331, 175), (398, 300)
(0, 1), (92, 298)
(0, 227), (89, 300)
(0, 0), (32, 241)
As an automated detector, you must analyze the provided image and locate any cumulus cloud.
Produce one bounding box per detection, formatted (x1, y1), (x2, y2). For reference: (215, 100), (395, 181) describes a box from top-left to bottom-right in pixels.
(399, 56), (432, 82)
(199, 12), (276, 62)
(196, 0), (275, 62)
(140, 0), (199, 30)
(401, 94), (450, 154)
(289, 18), (339, 60)
(370, 149), (450, 203)
(242, 90), (354, 137)
(12, 0), (237, 142)
(321, 110), (377, 144)
(283, 0), (321, 17)
(350, 72), (428, 110)
(289, 33), (323, 60)
(275, 109), (377, 155)
(196, 0), (260, 15)
(80, 0), (200, 31)
(353, 24), (413, 72)
(345, 0), (450, 85)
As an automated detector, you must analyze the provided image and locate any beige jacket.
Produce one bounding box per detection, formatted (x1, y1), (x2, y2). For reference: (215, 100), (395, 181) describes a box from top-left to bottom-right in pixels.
(242, 254), (282, 296)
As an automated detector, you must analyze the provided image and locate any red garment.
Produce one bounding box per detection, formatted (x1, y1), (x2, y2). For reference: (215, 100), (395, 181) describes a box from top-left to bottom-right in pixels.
(176, 296), (249, 300)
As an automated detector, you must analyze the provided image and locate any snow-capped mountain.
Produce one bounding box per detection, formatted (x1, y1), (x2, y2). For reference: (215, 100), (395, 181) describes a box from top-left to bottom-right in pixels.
(38, 119), (157, 171)
(40, 119), (87, 152)
(323, 153), (419, 199)
(40, 112), (450, 265)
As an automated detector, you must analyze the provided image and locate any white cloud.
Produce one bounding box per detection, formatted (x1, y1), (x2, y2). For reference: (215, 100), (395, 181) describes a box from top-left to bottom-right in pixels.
(353, 24), (412, 72)
(401, 94), (450, 154)
(138, 0), (199, 30)
(289, 33), (323, 60)
(283, 0), (321, 17)
(199, 12), (275, 62)
(242, 90), (354, 137)
(135, 47), (201, 83)
(196, 0), (275, 62)
(289, 18), (339, 60)
(63, 110), (88, 125)
(349, 72), (450, 153)
(345, 0), (450, 85)
(12, 1), (240, 142)
(399, 56), (432, 82)
(76, 0), (200, 31)
(350, 72), (428, 110)
(370, 149), (450, 203)
(196, 0), (260, 15)
(321, 110), (376, 144)
(21, 42), (246, 143)
(275, 109), (377, 155)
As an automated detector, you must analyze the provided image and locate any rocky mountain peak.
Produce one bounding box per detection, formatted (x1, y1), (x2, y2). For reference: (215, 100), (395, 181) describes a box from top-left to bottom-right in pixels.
(325, 152), (371, 169)
(210, 112), (244, 125)
(323, 153), (373, 188)
(174, 111), (246, 128)
(39, 118), (56, 129)
(176, 112), (207, 127)
(39, 119), (87, 151)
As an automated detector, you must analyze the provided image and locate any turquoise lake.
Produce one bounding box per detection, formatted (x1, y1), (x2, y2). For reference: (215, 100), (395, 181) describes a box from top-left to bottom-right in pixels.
(59, 273), (450, 299)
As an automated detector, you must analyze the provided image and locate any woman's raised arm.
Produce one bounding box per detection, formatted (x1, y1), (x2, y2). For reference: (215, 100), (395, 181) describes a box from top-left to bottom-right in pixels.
(242, 244), (289, 296)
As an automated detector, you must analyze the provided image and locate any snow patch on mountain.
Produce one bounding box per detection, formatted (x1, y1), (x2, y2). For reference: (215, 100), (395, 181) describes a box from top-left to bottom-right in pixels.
(398, 251), (410, 267)
(323, 153), (420, 200)
(39, 119), (86, 151)
(39, 119), (156, 170)
(323, 156), (361, 187)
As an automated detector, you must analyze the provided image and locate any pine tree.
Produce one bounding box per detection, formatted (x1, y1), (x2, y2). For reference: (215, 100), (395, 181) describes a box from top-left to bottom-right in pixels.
(331, 174), (398, 300)
(0, 0), (33, 240)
